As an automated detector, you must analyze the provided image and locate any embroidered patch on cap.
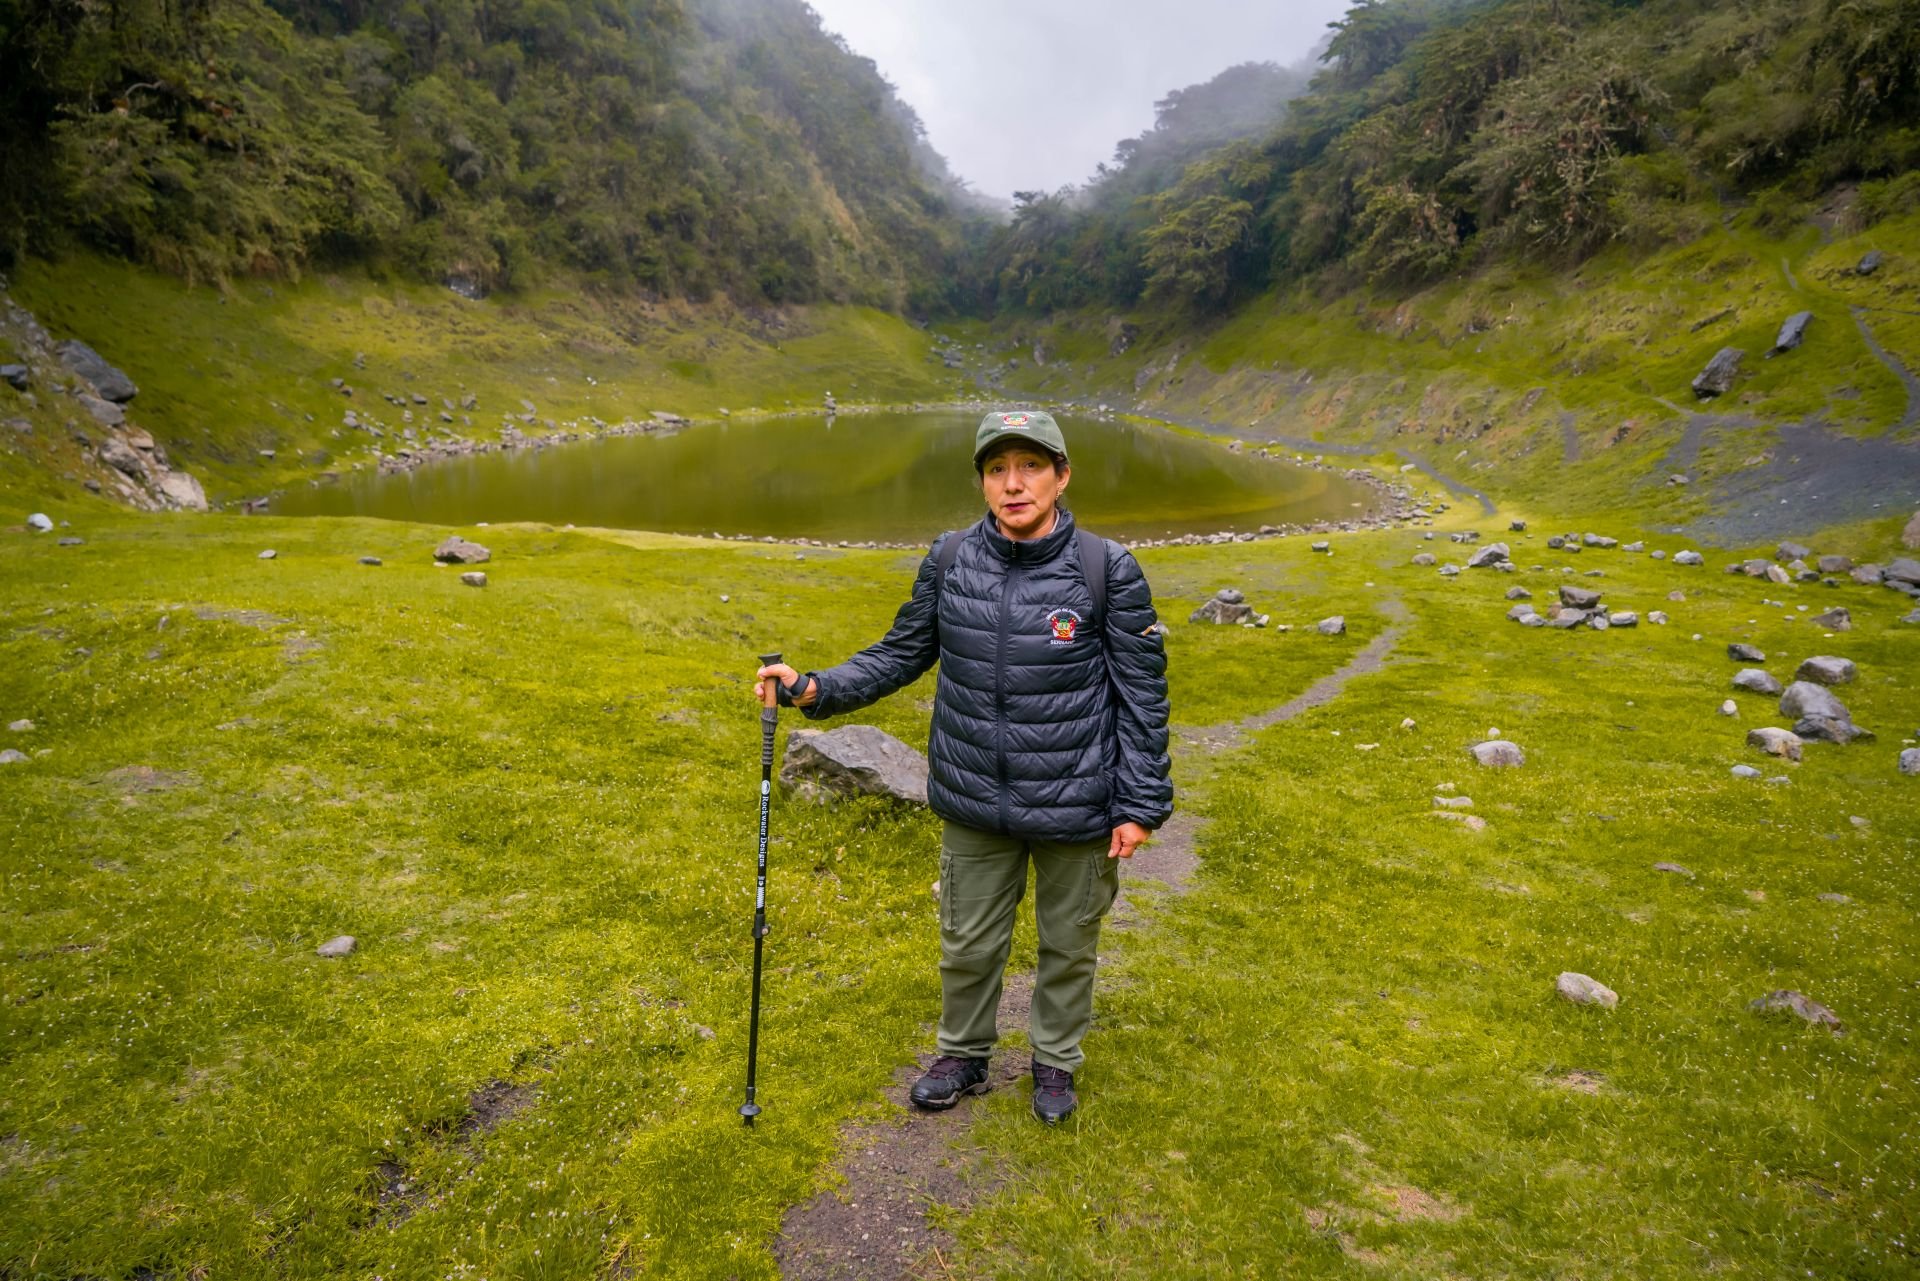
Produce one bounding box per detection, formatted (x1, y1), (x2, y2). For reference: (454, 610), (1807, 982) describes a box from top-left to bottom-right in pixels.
(999, 413), (1030, 428)
(1046, 608), (1083, 645)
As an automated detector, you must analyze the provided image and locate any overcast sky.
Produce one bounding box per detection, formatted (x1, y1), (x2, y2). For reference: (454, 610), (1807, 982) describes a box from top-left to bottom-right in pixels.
(804, 0), (1355, 199)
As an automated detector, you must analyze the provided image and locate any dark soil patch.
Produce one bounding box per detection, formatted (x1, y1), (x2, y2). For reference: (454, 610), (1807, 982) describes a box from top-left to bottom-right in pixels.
(1680, 416), (1920, 546)
(100, 765), (196, 793)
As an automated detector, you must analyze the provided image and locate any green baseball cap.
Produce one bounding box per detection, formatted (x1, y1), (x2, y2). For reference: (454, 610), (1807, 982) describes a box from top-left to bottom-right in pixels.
(973, 408), (1067, 467)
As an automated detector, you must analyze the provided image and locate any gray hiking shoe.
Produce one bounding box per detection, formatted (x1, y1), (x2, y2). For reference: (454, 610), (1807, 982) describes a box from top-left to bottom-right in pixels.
(1031, 1061), (1077, 1124)
(909, 1055), (990, 1110)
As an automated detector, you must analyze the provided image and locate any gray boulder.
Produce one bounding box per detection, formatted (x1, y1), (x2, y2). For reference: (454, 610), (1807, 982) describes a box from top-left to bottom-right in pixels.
(1505, 586), (1532, 600)
(1674, 550), (1704, 566)
(1191, 588), (1254, 625)
(1746, 727), (1803, 762)
(1886, 558), (1920, 586)
(1731, 764), (1761, 778)
(1808, 607), (1851, 632)
(1771, 311), (1813, 353)
(0, 748), (27, 765)
(1776, 541), (1812, 562)
(1733, 669), (1782, 696)
(1857, 250), (1884, 276)
(1851, 563), (1885, 584)
(0, 364), (27, 390)
(1794, 716), (1874, 745)
(1648, 610), (1669, 625)
(1905, 509), (1920, 550)
(1559, 584), (1602, 609)
(1749, 989), (1842, 1032)
(1780, 681), (1849, 722)
(1411, 552), (1437, 566)
(1608, 611), (1638, 627)
(1317, 615), (1347, 636)
(153, 471), (207, 511)
(781, 725), (928, 805)
(1506, 604), (1538, 622)
(1728, 642), (1766, 662)
(77, 393), (124, 427)
(1556, 972), (1618, 1009)
(316, 935), (357, 958)
(27, 512), (53, 532)
(460, 571), (488, 588)
(1795, 655), (1855, 685)
(434, 536), (491, 565)
(56, 340), (138, 402)
(1901, 748), (1920, 775)
(1816, 554), (1854, 574)
(1471, 740), (1525, 767)
(1582, 533), (1618, 549)
(1692, 347), (1744, 398)
(1466, 542), (1510, 568)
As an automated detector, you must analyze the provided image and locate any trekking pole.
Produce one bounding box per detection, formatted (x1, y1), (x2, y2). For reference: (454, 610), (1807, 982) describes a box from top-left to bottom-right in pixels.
(741, 650), (782, 1127)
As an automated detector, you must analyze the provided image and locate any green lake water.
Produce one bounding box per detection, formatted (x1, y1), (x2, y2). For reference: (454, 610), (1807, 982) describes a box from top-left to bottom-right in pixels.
(276, 410), (1378, 542)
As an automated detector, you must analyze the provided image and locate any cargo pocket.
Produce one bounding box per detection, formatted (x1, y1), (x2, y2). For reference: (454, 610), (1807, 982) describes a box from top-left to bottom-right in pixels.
(938, 847), (955, 932)
(1074, 852), (1122, 928)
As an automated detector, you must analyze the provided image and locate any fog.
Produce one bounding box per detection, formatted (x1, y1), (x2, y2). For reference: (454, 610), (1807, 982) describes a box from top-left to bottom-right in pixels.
(804, 0), (1355, 199)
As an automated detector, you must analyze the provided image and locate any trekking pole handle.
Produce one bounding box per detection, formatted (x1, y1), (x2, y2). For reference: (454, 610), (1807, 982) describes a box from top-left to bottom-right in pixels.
(759, 651), (783, 710)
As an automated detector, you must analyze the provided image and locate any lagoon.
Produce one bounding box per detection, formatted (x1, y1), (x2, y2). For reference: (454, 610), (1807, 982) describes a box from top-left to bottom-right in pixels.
(277, 410), (1378, 542)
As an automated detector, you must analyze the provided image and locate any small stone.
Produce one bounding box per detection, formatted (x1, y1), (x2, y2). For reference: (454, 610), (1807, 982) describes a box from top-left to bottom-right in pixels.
(1720, 699), (1738, 716)
(1674, 551), (1703, 566)
(1733, 669), (1782, 695)
(1648, 610), (1668, 625)
(460, 571), (488, 587)
(316, 935), (357, 958)
(1434, 795), (1474, 809)
(695, 1025), (716, 1041)
(1556, 972), (1618, 1009)
(1746, 727), (1803, 762)
(0, 749), (28, 765)
(27, 512), (54, 532)
(258, 549), (277, 560)
(1653, 862), (1694, 877)
(1748, 989), (1842, 1033)
(1794, 656), (1855, 686)
(58, 537), (83, 547)
(1817, 892), (1852, 904)
(1400, 718), (1416, 730)
(1727, 642), (1765, 662)
(1316, 616), (1346, 636)
(359, 556), (382, 566)
(1559, 585), (1602, 609)
(1899, 748), (1920, 776)
(1608, 611), (1638, 628)
(1311, 540), (1330, 553)
(8, 719), (32, 732)
(1505, 587), (1532, 601)
(1411, 552), (1437, 566)
(434, 536), (491, 565)
(1471, 740), (1524, 767)
(1731, 764), (1761, 778)
(1466, 542), (1510, 568)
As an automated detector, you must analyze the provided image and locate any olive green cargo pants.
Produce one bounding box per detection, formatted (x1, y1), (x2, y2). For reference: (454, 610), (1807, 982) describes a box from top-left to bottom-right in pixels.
(936, 820), (1122, 1073)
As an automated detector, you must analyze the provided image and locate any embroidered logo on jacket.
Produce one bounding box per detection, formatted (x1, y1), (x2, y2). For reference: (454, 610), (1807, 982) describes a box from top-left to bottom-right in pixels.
(1046, 608), (1083, 645)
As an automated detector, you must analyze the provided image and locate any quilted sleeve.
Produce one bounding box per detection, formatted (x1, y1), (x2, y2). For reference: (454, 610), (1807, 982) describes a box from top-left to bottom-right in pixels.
(1103, 543), (1173, 830)
(801, 536), (947, 719)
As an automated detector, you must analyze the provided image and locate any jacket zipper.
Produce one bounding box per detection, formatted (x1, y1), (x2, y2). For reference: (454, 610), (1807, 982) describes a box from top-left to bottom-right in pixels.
(995, 555), (1015, 835)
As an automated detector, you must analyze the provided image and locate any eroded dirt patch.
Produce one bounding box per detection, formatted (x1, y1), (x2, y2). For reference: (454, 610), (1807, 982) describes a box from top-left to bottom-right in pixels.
(365, 1078), (539, 1229)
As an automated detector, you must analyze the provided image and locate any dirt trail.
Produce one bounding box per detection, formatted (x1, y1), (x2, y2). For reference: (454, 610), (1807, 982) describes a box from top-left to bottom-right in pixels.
(773, 599), (1410, 1280)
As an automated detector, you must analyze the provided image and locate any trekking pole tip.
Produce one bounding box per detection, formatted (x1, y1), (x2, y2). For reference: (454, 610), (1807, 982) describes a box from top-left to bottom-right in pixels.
(739, 1102), (762, 1126)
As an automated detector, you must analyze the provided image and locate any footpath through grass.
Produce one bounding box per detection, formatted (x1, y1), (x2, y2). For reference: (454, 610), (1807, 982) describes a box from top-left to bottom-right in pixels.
(1, 506), (1917, 1277)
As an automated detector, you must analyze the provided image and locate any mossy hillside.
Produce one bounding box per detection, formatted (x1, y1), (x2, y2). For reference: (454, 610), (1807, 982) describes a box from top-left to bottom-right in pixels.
(3, 500), (1915, 1277)
(991, 210), (1920, 531)
(1, 254), (964, 509)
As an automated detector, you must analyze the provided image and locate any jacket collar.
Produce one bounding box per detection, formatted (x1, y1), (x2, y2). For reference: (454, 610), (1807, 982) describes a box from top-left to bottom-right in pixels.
(975, 505), (1076, 566)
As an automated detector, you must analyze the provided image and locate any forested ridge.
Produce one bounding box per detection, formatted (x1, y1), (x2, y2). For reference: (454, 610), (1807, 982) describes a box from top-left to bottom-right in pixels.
(974, 0), (1920, 316)
(0, 0), (983, 307)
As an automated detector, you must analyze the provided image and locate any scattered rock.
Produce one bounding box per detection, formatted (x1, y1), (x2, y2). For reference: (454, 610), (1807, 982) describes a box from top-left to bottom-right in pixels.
(316, 935), (357, 958)
(1885, 557), (1920, 586)
(1900, 748), (1920, 775)
(1731, 764), (1761, 778)
(1582, 533), (1618, 549)
(1856, 249), (1884, 276)
(1470, 740), (1524, 767)
(1727, 642), (1765, 662)
(1733, 669), (1781, 695)
(0, 364), (27, 391)
(55, 340), (138, 402)
(1510, 519), (1527, 532)
(258, 549), (277, 560)
(1748, 989), (1842, 1033)
(1746, 727), (1803, 762)
(1794, 716), (1874, 745)
(1559, 585), (1602, 609)
(1648, 610), (1669, 625)
(1607, 611), (1638, 628)
(1433, 795), (1474, 809)
(1795, 655), (1855, 685)
(1653, 861), (1694, 878)
(434, 536), (491, 565)
(1771, 312), (1814, 354)
(460, 571), (488, 587)
(76, 392), (125, 427)
(1817, 553), (1855, 573)
(8, 719), (32, 732)
(1310, 540), (1330, 553)
(1411, 552), (1437, 566)
(1505, 587), (1532, 600)
(1720, 699), (1738, 716)
(1904, 510), (1920, 550)
(27, 512), (53, 532)
(1817, 892), (1852, 904)
(1692, 347), (1744, 398)
(1191, 589), (1255, 625)
(1466, 542), (1509, 568)
(780, 725), (929, 805)
(1556, 972), (1618, 1009)
(1316, 615), (1346, 636)
(1779, 681), (1850, 723)
(1808, 607), (1850, 632)
(1776, 541), (1812, 563)
(0, 749), (28, 765)
(1674, 550), (1704, 566)
(359, 556), (382, 566)
(58, 537), (82, 547)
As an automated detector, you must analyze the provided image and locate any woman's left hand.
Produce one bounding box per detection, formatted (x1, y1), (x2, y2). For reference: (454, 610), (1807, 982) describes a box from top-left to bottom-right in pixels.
(1108, 822), (1150, 859)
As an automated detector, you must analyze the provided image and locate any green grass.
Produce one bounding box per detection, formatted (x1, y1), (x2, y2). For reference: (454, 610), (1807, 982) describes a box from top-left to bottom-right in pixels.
(2, 500), (1915, 1277)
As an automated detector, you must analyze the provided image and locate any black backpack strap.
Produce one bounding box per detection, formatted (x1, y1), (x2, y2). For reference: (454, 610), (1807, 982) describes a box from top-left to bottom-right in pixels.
(1077, 527), (1107, 632)
(935, 528), (965, 582)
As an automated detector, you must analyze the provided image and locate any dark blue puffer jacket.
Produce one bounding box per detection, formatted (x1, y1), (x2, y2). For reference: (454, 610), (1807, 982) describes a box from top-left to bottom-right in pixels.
(801, 508), (1173, 842)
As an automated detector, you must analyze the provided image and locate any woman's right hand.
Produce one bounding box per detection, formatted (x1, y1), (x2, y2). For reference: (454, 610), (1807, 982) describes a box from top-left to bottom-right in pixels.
(755, 663), (817, 708)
